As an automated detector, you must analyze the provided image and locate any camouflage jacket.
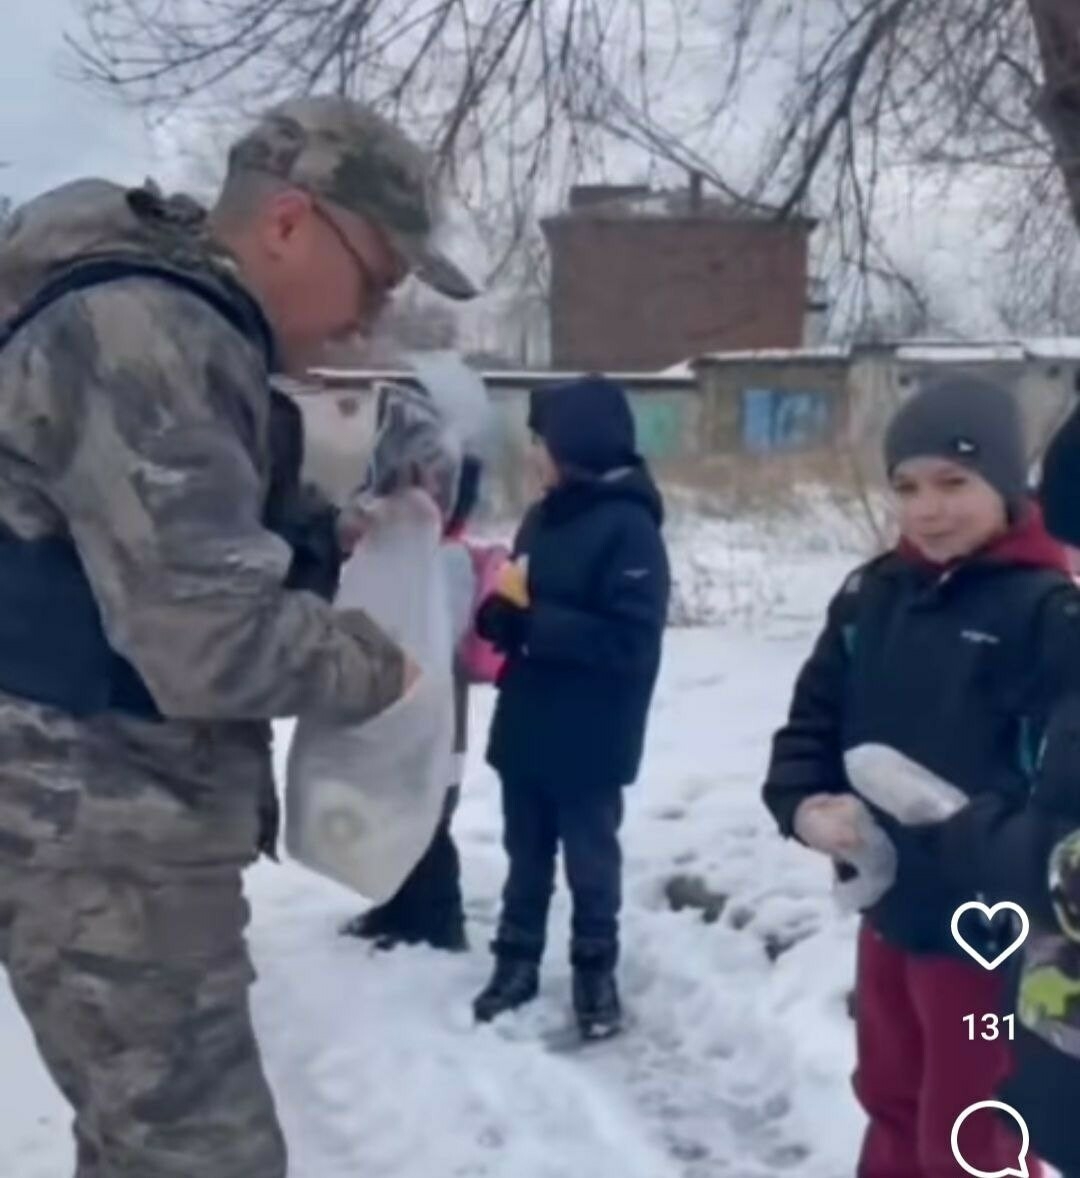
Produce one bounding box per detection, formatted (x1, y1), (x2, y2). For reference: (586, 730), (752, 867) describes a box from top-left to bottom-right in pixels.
(1020, 826), (1080, 1059)
(0, 179), (404, 866)
(998, 677), (1080, 1061)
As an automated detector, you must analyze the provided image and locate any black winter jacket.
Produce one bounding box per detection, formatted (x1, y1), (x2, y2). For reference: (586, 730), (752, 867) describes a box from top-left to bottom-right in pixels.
(927, 623), (1080, 1173)
(763, 546), (1074, 955)
(266, 389), (342, 601)
(486, 465), (670, 789)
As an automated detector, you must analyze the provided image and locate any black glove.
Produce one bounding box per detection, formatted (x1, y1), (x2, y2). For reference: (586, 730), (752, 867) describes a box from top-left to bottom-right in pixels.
(257, 786), (281, 863)
(885, 818), (944, 890)
(476, 595), (531, 655)
(281, 492), (343, 601)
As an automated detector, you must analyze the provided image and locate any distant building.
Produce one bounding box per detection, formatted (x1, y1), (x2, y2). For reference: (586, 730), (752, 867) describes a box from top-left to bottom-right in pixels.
(541, 177), (816, 371)
(692, 338), (1080, 461)
(295, 337), (1080, 509)
(297, 365), (698, 510)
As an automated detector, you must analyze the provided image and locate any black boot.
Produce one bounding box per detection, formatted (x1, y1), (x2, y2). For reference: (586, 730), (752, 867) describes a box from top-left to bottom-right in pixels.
(376, 914), (469, 953)
(572, 966), (622, 1041)
(422, 916), (469, 953)
(340, 905), (400, 940)
(473, 957), (540, 1023)
(343, 911), (469, 953)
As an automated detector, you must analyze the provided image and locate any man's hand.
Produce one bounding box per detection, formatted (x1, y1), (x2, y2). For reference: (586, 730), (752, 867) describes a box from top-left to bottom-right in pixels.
(793, 793), (865, 856)
(336, 506), (373, 557)
(402, 655), (422, 696)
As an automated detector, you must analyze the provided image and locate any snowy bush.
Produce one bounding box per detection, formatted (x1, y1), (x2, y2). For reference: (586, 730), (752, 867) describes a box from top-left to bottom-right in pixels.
(663, 485), (877, 629)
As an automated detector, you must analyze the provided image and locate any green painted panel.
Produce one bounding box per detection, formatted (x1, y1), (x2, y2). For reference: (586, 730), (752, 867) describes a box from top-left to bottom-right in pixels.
(628, 397), (686, 459)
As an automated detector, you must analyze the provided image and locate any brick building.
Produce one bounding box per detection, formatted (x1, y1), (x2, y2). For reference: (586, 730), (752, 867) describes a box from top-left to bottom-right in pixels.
(541, 180), (816, 371)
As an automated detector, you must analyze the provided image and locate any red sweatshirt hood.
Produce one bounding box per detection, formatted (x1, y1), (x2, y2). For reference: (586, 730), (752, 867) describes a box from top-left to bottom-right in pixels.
(897, 502), (1071, 575)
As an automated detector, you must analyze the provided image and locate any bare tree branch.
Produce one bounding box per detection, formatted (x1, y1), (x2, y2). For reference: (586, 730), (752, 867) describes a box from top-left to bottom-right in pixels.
(1029, 0), (1080, 228)
(62, 0), (1080, 342)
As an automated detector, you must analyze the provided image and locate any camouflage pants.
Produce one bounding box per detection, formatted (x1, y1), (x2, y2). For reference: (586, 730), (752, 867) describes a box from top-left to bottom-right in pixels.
(0, 858), (287, 1178)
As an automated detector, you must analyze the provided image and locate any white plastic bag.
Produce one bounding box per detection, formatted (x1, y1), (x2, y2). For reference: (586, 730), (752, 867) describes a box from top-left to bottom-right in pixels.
(831, 743), (969, 914)
(405, 350), (494, 458)
(284, 489), (453, 902)
(441, 541), (478, 648)
(844, 744), (969, 825)
(832, 799), (899, 914)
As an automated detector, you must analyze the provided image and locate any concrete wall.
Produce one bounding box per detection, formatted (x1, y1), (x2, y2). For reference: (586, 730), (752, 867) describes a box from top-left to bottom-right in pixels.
(846, 351), (1079, 481)
(694, 357), (851, 454)
(295, 376), (703, 514)
(695, 348), (1078, 475)
(295, 349), (1080, 515)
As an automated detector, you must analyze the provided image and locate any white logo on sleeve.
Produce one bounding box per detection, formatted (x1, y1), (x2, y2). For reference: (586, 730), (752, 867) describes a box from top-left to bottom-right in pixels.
(961, 630), (1000, 646)
(624, 569), (650, 579)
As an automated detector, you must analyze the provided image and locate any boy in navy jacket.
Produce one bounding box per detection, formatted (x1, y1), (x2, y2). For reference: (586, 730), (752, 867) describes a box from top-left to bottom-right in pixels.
(473, 376), (670, 1041)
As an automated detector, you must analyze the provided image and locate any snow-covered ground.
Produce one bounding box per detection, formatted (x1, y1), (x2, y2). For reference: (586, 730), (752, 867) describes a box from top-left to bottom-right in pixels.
(0, 524), (870, 1178)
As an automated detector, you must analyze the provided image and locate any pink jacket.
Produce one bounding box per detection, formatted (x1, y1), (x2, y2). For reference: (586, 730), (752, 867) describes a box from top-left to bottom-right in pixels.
(458, 541), (510, 684)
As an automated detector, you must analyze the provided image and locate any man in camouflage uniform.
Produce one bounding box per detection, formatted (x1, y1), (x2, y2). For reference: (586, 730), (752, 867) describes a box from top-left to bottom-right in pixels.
(0, 96), (475, 1177)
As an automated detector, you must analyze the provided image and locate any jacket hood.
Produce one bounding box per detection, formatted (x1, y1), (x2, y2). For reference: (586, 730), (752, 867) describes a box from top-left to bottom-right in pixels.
(528, 376), (637, 475)
(545, 460), (665, 527)
(1041, 398), (1080, 547)
(606, 462), (665, 526)
(897, 501), (1070, 575)
(0, 179), (243, 323)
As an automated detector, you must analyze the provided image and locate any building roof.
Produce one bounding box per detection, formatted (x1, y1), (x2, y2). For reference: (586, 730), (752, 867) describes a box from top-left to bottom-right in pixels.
(302, 366), (697, 394)
(297, 337), (1080, 396)
(694, 338), (1080, 367)
(693, 345), (851, 367)
(542, 184), (817, 229)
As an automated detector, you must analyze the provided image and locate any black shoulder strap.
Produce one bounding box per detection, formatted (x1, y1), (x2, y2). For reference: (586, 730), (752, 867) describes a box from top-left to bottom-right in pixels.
(986, 564), (1073, 639)
(0, 256), (277, 370)
(1013, 566), (1073, 599)
(1004, 565), (1076, 655)
(834, 552), (893, 624)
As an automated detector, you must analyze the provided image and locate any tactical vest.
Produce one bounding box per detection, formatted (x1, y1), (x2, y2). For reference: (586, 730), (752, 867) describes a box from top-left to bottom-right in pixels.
(0, 256), (338, 720)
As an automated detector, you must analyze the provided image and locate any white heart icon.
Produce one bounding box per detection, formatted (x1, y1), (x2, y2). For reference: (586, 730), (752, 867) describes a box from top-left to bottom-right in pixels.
(950, 902), (1030, 971)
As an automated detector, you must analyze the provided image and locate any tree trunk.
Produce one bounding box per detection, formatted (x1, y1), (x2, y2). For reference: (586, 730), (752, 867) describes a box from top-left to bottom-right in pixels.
(1029, 0), (1080, 230)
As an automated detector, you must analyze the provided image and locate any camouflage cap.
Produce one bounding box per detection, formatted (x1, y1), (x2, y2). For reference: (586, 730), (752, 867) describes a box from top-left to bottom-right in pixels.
(227, 95), (478, 301)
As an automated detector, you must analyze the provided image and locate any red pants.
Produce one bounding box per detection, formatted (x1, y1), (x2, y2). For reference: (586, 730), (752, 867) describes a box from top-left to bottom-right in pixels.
(854, 922), (1039, 1178)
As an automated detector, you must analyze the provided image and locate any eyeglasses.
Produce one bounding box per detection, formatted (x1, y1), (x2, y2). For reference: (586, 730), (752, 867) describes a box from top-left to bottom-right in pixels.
(313, 202), (406, 302)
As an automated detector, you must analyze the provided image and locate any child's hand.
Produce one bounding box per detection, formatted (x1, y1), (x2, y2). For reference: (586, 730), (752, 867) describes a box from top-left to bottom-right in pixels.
(794, 794), (865, 856)
(494, 558), (530, 608)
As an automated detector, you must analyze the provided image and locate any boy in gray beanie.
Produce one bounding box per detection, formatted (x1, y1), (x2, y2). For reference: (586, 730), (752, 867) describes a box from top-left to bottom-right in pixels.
(880, 376), (1042, 567)
(884, 376), (1029, 520)
(764, 373), (1073, 1176)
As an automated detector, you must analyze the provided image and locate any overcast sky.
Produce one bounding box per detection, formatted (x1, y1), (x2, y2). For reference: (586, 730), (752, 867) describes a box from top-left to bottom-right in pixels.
(1, 0), (161, 204)
(0, 0), (1060, 343)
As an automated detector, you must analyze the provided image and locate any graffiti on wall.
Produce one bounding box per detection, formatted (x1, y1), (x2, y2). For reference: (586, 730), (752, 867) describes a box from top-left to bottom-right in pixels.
(741, 387), (832, 453)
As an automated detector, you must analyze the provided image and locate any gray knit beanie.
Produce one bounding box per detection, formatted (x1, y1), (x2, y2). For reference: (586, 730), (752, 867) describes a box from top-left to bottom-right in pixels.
(883, 376), (1027, 513)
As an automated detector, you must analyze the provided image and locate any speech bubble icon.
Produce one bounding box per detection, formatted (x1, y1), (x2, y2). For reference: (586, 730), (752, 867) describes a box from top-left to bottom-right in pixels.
(950, 901), (1029, 971)
(950, 1101), (1030, 1178)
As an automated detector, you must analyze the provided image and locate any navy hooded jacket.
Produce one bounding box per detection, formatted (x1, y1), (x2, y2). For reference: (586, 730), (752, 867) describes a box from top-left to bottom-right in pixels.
(486, 378), (671, 788)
